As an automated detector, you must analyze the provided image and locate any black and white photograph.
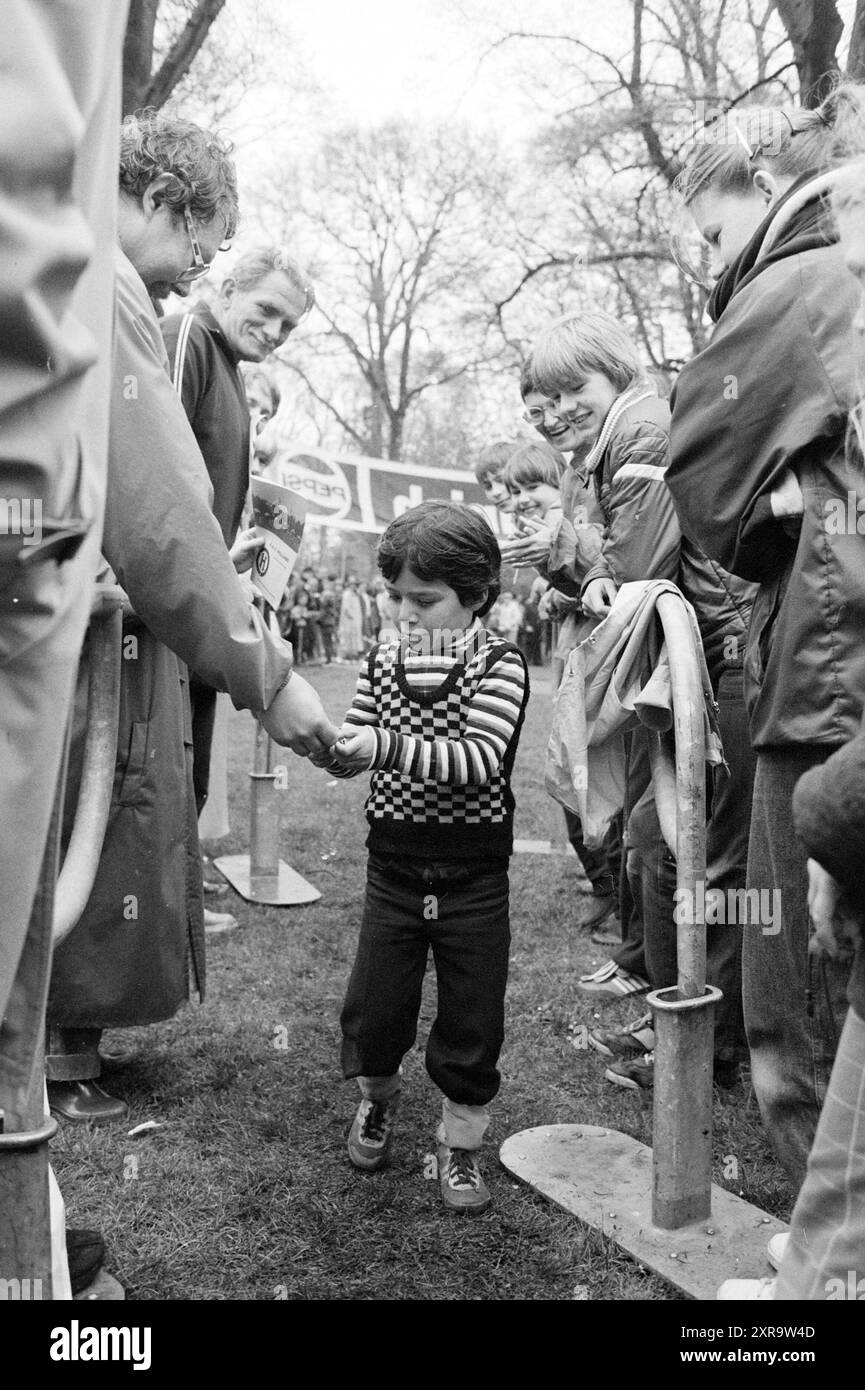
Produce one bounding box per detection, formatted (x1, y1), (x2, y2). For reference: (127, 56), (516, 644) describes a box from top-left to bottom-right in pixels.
(2, 0), (865, 1349)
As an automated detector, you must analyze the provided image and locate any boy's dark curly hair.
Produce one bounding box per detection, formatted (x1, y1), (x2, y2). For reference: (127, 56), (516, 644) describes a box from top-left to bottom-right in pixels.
(377, 501), (501, 618)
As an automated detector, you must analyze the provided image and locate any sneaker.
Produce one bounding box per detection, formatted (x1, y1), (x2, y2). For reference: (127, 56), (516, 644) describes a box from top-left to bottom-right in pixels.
(578, 896), (619, 933)
(588, 1013), (654, 1059)
(437, 1144), (491, 1215)
(204, 907), (237, 934)
(576, 960), (651, 998)
(347, 1097), (398, 1171)
(604, 1051), (655, 1090)
(591, 922), (622, 947)
(66, 1229), (105, 1296)
(767, 1232), (790, 1271)
(717, 1277), (776, 1300)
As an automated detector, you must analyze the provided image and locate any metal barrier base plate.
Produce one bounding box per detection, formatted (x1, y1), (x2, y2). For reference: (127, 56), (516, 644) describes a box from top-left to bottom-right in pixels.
(213, 855), (321, 906)
(499, 1124), (787, 1300)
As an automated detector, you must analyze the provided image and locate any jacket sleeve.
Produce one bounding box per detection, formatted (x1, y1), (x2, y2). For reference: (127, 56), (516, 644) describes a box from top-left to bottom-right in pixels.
(103, 263), (293, 716)
(668, 250), (857, 582)
(314, 658), (379, 779)
(581, 420), (680, 595)
(161, 313), (208, 426)
(792, 721), (865, 898)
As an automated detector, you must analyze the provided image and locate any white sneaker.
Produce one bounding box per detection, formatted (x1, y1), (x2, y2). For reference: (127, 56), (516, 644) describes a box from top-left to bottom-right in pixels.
(767, 1232), (790, 1271)
(203, 907), (238, 934)
(717, 1277), (776, 1300)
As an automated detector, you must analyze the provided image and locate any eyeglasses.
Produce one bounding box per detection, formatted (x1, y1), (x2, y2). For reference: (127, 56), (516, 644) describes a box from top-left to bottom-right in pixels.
(173, 206), (212, 287)
(523, 399), (563, 426)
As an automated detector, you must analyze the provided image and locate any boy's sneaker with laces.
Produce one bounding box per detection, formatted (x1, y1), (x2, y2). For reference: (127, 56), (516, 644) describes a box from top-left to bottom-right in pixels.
(347, 1097), (398, 1171)
(437, 1144), (491, 1215)
(605, 1050), (655, 1090)
(588, 1012), (654, 1059)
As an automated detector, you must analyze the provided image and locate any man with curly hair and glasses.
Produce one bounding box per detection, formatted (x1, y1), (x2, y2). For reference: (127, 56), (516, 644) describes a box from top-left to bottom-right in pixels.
(45, 111), (336, 1123)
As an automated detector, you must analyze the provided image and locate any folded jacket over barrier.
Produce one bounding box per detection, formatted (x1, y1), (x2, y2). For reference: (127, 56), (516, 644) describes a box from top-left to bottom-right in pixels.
(545, 579), (724, 845)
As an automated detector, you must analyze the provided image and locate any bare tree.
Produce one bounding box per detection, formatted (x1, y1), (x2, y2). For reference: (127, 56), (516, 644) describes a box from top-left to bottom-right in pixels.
(123, 0), (227, 115)
(472, 0), (806, 363)
(265, 120), (516, 462)
(772, 0), (845, 104)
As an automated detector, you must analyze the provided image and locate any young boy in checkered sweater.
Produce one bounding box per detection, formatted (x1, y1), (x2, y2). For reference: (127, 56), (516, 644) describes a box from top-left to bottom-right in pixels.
(311, 501), (529, 1213)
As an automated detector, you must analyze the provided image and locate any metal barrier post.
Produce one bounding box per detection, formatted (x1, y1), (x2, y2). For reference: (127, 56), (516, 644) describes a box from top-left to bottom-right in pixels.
(1, 585), (124, 1300)
(215, 610), (321, 906)
(647, 591), (718, 1229)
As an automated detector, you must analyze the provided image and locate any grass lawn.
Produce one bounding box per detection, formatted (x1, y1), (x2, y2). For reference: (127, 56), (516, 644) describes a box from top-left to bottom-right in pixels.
(53, 661), (794, 1301)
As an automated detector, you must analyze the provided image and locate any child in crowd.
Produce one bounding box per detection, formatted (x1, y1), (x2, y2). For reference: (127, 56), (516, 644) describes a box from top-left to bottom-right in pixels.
(474, 440), (520, 513)
(502, 439), (566, 534)
(311, 501), (530, 1214)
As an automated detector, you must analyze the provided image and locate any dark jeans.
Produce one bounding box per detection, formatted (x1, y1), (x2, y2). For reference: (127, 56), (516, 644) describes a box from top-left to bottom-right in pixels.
(341, 853), (510, 1106)
(189, 672), (217, 816)
(744, 744), (851, 1187)
(628, 664), (754, 1063)
(563, 808), (618, 899)
(612, 728), (651, 977)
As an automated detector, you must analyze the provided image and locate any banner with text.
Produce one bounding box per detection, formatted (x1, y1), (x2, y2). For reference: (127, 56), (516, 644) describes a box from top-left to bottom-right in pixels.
(265, 447), (509, 536)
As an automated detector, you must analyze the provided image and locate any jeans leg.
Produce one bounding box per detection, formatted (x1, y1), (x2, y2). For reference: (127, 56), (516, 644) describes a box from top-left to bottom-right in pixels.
(562, 808), (614, 894)
(613, 730), (651, 977)
(629, 789), (677, 990)
(426, 870), (510, 1107)
(340, 857), (430, 1082)
(704, 666), (754, 1064)
(744, 747), (851, 1187)
(775, 1004), (865, 1300)
(189, 675), (217, 816)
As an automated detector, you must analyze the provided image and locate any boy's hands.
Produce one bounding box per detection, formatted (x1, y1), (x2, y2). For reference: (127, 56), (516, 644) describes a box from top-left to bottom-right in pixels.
(331, 723), (375, 771)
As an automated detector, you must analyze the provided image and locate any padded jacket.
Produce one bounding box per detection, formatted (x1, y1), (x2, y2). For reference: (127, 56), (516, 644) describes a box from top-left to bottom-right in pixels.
(668, 173), (864, 749)
(573, 391), (755, 687)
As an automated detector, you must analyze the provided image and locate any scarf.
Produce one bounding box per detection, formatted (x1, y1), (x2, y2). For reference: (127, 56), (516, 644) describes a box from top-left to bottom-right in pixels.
(583, 382), (657, 475)
(706, 169), (837, 322)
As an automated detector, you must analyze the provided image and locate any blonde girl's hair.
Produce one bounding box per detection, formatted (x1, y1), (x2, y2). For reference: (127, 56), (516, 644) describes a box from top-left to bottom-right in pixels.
(531, 309), (643, 397)
(674, 83), (865, 209)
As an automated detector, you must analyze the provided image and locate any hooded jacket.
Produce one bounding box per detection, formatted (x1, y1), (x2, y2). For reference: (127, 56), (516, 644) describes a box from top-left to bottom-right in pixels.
(560, 388), (754, 687)
(668, 172), (864, 749)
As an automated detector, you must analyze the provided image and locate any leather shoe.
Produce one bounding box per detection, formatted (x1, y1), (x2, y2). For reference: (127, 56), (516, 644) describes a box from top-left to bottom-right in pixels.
(66, 1229), (105, 1295)
(47, 1080), (129, 1125)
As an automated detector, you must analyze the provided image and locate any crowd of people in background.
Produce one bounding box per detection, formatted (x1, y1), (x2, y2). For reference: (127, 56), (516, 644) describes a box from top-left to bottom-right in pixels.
(277, 567), (554, 667)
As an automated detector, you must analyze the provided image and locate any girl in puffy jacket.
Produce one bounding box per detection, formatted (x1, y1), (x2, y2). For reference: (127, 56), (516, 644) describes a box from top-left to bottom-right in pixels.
(667, 92), (865, 1189)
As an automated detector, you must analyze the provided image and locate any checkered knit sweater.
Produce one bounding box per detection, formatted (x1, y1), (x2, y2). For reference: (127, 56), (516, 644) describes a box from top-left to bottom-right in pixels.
(330, 623), (529, 861)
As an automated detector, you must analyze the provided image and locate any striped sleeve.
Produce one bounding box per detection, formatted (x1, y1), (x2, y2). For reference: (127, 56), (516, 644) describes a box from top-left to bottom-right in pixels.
(368, 650), (526, 785)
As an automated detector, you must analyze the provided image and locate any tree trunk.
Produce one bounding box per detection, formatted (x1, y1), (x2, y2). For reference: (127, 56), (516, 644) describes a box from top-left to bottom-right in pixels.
(773, 0), (844, 105)
(123, 0), (159, 115)
(122, 0), (227, 116)
(847, 0), (865, 81)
